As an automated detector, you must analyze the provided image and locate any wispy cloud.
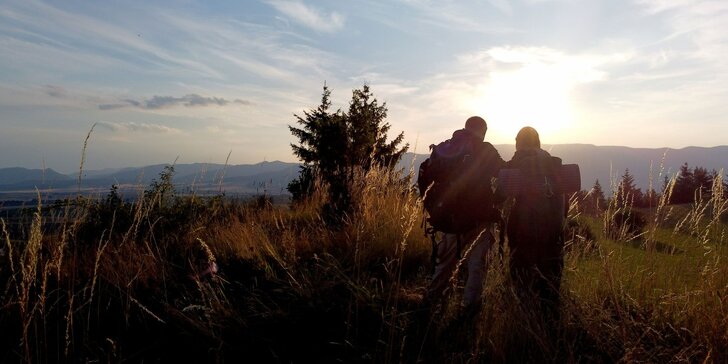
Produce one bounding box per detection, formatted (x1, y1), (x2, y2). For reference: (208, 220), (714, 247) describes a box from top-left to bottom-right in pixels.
(4, 1), (223, 78)
(267, 1), (345, 33)
(396, 0), (517, 35)
(157, 13), (340, 85)
(636, 0), (695, 14)
(97, 121), (182, 134)
(98, 94), (252, 110)
(43, 85), (68, 98)
(487, 0), (514, 16)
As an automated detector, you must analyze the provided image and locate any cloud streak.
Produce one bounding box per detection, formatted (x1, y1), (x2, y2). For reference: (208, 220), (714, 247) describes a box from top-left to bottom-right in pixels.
(99, 94), (252, 110)
(43, 85), (68, 98)
(97, 121), (182, 134)
(0, 0), (224, 80)
(267, 1), (345, 33)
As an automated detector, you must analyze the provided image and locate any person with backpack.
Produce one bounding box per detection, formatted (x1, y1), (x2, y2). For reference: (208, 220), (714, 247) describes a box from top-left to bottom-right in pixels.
(418, 116), (505, 310)
(502, 126), (567, 321)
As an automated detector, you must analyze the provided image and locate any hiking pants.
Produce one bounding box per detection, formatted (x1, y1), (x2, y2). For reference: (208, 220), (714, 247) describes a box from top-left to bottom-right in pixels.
(426, 225), (494, 307)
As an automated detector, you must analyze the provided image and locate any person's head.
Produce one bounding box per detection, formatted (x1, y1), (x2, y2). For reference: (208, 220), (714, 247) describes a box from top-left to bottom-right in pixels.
(464, 116), (487, 141)
(515, 126), (540, 151)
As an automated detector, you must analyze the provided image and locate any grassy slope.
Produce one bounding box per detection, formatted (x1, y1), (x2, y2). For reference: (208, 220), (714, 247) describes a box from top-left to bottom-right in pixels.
(1, 168), (727, 363)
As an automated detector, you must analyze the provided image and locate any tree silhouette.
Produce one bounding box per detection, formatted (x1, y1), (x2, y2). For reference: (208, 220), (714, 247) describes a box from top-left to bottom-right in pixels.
(671, 163), (694, 204)
(616, 169), (643, 207)
(693, 167), (716, 199)
(289, 85), (347, 174)
(642, 188), (659, 208)
(593, 179), (606, 206)
(346, 85), (406, 171)
(584, 179), (606, 213)
(288, 85), (348, 208)
(661, 174), (670, 195)
(288, 84), (409, 216)
(669, 163), (720, 204)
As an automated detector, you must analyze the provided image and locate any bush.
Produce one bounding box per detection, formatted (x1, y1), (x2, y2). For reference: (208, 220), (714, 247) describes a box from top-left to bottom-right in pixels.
(564, 217), (598, 254)
(606, 209), (647, 241)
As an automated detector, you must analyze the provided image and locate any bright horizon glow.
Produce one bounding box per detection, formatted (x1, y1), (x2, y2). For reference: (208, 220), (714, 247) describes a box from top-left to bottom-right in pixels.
(473, 64), (576, 142)
(463, 47), (608, 143)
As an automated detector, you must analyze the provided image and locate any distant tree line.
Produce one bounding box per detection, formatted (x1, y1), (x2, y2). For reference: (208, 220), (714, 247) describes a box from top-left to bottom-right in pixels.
(578, 163), (727, 213)
(669, 163), (724, 204)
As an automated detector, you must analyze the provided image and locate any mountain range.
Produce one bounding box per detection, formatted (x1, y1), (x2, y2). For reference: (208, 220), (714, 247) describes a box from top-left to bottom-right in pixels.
(1, 144), (727, 199)
(0, 161), (301, 199)
(405, 144), (728, 192)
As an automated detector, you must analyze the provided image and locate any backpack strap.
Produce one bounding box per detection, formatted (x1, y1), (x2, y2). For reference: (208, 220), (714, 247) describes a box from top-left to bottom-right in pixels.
(426, 226), (438, 275)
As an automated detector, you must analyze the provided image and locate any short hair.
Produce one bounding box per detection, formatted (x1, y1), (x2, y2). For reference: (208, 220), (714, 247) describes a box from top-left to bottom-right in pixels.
(515, 126), (540, 150)
(465, 116), (487, 139)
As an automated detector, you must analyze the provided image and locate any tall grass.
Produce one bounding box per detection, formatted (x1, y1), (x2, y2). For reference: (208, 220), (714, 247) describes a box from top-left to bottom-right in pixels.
(1, 162), (727, 362)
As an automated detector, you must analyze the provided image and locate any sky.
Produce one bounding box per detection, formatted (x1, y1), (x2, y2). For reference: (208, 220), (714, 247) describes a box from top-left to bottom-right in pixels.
(1, 0), (727, 173)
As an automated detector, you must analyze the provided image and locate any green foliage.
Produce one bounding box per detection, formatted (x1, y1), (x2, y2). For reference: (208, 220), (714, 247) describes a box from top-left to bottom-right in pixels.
(287, 165), (315, 204)
(671, 163), (721, 204)
(578, 179), (607, 214)
(2, 162), (728, 363)
(642, 187), (660, 208)
(288, 84), (409, 218)
(672, 163), (695, 204)
(606, 209), (647, 241)
(74, 165), (227, 246)
(615, 169), (643, 207)
(145, 164), (176, 209)
(346, 85), (407, 170)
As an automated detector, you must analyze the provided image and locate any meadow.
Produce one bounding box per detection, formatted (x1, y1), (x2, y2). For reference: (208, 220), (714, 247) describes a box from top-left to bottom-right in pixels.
(1, 162), (726, 363)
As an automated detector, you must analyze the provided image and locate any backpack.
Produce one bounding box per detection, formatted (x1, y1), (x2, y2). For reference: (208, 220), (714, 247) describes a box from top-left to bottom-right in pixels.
(497, 159), (581, 198)
(418, 131), (499, 234)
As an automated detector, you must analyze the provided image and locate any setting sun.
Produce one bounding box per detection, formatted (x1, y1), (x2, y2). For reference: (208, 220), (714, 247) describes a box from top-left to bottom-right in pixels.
(465, 47), (606, 143)
(480, 66), (573, 140)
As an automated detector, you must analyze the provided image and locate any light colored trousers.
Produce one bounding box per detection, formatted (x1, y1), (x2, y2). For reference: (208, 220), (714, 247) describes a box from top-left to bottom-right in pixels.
(426, 225), (494, 307)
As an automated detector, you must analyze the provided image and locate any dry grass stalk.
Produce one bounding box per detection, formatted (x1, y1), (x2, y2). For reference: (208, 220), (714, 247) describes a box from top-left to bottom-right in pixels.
(77, 123), (96, 193)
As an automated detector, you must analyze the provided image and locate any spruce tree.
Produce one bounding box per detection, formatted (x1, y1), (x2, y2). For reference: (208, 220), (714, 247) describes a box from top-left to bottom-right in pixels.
(616, 169), (642, 207)
(287, 84), (409, 216)
(288, 85), (348, 205)
(672, 163), (695, 204)
(346, 85), (407, 171)
(591, 179), (606, 212)
(693, 166), (713, 199)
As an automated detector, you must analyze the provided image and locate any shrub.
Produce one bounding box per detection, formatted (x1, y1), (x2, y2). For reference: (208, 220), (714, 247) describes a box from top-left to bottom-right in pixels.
(606, 209), (647, 241)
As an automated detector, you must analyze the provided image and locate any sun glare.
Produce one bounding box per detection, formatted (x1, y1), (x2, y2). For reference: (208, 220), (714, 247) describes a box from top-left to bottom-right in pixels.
(470, 65), (574, 144)
(466, 47), (606, 144)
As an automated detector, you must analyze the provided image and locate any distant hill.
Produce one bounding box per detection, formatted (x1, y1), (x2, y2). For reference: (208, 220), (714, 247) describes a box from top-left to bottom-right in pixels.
(401, 144), (728, 192)
(0, 167), (72, 186)
(540, 144), (728, 191)
(2, 145), (727, 196)
(0, 161), (302, 196)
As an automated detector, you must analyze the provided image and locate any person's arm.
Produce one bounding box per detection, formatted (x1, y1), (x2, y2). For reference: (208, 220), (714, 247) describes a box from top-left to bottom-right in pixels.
(482, 142), (507, 204)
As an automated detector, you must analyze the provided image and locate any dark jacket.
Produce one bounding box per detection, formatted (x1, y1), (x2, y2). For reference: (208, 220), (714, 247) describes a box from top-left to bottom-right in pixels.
(451, 129), (505, 223)
(505, 148), (565, 267)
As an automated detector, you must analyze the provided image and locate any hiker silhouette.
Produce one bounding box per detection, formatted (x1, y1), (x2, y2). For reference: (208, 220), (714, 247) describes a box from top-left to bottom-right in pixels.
(419, 116), (505, 309)
(502, 126), (567, 321)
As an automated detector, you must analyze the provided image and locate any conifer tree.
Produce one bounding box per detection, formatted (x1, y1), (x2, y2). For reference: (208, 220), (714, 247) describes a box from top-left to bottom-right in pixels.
(693, 167), (714, 199)
(346, 85), (406, 171)
(590, 179), (606, 212)
(288, 85), (348, 206)
(287, 84), (409, 215)
(672, 163), (695, 204)
(616, 169), (642, 207)
(642, 188), (659, 208)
